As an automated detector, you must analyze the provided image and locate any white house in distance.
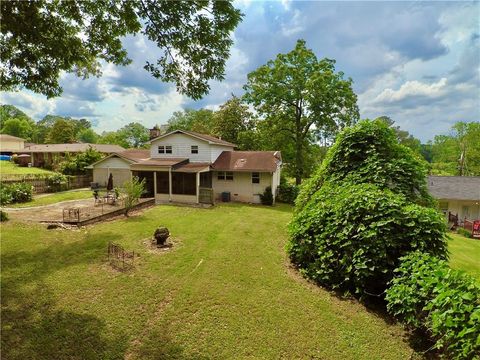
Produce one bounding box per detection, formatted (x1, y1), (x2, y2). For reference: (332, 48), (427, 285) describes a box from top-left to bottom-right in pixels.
(89, 129), (282, 205)
(428, 175), (480, 221)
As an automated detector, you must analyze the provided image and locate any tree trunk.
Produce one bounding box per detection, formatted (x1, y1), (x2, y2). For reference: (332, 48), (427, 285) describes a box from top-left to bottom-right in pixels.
(295, 111), (303, 185)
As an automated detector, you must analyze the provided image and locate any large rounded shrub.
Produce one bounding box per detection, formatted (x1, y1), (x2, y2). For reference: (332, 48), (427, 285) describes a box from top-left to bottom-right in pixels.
(288, 120), (448, 298)
(296, 120), (433, 210)
(288, 182), (448, 296)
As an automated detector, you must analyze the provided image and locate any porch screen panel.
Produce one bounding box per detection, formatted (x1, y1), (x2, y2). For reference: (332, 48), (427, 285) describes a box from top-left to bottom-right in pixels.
(172, 172), (196, 195)
(156, 171), (169, 194)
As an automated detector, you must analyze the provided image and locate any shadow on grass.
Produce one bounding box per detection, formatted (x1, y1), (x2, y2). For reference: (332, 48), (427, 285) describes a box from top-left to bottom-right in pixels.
(1, 230), (191, 359)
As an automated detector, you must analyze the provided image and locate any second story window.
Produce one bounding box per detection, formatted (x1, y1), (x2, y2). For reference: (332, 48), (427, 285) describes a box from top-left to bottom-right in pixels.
(158, 145), (172, 154)
(191, 145), (198, 154)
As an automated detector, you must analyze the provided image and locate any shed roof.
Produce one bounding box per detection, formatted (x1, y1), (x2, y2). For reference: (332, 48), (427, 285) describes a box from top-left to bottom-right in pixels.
(427, 176), (480, 201)
(212, 151), (282, 172)
(0, 134), (25, 141)
(24, 143), (125, 153)
(130, 158), (188, 168)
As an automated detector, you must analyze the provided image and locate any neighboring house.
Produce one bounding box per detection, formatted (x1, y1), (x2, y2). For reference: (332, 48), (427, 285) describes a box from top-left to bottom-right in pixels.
(428, 175), (480, 221)
(23, 143), (125, 168)
(0, 134), (25, 153)
(89, 129), (282, 204)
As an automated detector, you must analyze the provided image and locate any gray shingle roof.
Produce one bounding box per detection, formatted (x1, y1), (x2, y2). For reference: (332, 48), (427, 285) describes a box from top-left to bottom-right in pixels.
(427, 176), (480, 201)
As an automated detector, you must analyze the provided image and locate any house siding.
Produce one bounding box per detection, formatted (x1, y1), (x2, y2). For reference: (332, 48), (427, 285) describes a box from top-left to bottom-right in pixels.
(92, 156), (132, 187)
(439, 199), (480, 220)
(212, 171), (272, 204)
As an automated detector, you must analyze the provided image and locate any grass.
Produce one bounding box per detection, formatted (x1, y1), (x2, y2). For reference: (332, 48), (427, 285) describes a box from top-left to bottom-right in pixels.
(0, 161), (54, 178)
(7, 189), (93, 208)
(448, 232), (480, 280)
(1, 203), (414, 360)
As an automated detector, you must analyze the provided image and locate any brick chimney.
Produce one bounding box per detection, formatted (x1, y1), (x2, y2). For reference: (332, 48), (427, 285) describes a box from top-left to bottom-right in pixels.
(149, 126), (161, 140)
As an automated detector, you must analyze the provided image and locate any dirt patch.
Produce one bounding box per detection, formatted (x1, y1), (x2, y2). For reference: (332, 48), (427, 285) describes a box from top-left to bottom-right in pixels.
(142, 236), (181, 254)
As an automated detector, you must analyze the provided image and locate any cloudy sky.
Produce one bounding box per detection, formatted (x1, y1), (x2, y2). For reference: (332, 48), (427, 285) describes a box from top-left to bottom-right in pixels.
(1, 0), (479, 142)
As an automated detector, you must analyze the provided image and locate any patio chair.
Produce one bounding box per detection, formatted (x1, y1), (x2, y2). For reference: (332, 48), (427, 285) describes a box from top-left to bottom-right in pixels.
(93, 191), (103, 206)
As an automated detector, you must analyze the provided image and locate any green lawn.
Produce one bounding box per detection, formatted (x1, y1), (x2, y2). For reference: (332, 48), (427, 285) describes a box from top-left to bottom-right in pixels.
(0, 161), (54, 178)
(1, 204), (414, 360)
(449, 232), (480, 280)
(7, 189), (93, 208)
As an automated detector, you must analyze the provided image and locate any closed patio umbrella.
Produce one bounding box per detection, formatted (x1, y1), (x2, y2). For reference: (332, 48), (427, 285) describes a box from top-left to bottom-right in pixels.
(107, 173), (113, 191)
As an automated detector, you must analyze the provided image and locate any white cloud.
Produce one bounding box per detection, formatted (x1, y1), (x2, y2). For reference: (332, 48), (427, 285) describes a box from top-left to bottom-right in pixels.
(281, 9), (304, 37)
(374, 78), (448, 104)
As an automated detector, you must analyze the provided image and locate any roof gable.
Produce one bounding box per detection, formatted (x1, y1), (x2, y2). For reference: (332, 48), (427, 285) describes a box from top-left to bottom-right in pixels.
(149, 130), (236, 147)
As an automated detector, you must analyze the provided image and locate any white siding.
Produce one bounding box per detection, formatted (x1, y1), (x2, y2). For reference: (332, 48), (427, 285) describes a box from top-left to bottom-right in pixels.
(440, 199), (480, 221)
(92, 156), (132, 187)
(150, 133), (234, 163)
(212, 171), (272, 204)
(271, 164), (281, 202)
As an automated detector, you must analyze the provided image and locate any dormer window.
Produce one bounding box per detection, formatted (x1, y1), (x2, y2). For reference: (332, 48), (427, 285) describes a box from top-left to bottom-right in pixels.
(158, 145), (172, 154)
(191, 145), (198, 154)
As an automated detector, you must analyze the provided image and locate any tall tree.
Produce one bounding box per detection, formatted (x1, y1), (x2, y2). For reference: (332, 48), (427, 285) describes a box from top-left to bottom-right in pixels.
(99, 122), (149, 148)
(212, 96), (255, 148)
(243, 40), (359, 184)
(431, 121), (480, 176)
(77, 128), (99, 144)
(1, 118), (34, 140)
(166, 109), (215, 134)
(46, 119), (76, 143)
(1, 1), (242, 99)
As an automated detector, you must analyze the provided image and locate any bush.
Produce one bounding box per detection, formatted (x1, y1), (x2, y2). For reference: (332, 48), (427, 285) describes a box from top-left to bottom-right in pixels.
(386, 252), (480, 359)
(0, 210), (8, 221)
(59, 147), (103, 175)
(288, 182), (448, 296)
(295, 120), (434, 210)
(8, 182), (33, 203)
(457, 227), (472, 238)
(276, 182), (299, 204)
(259, 186), (273, 205)
(46, 173), (68, 192)
(288, 120), (448, 298)
(0, 183), (13, 205)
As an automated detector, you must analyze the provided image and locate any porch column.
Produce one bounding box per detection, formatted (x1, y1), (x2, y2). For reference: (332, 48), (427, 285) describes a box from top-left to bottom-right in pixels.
(153, 171), (157, 197)
(196, 172), (200, 204)
(168, 167), (172, 202)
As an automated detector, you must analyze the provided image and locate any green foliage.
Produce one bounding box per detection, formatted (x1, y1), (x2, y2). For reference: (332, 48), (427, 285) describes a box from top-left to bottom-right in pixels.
(122, 176), (145, 216)
(375, 116), (422, 155)
(77, 128), (99, 144)
(457, 227), (472, 239)
(1, 1), (242, 99)
(1, 117), (34, 140)
(0, 210), (8, 221)
(46, 173), (68, 193)
(244, 39), (359, 184)
(99, 122), (149, 148)
(386, 252), (480, 359)
(166, 109), (215, 134)
(276, 181), (299, 205)
(59, 147), (103, 175)
(0, 182), (34, 204)
(288, 182), (448, 296)
(296, 119), (433, 210)
(259, 186), (273, 205)
(431, 121), (480, 176)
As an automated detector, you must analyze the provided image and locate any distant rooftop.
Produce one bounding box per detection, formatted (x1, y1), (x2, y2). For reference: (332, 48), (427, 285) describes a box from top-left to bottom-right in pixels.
(427, 176), (480, 201)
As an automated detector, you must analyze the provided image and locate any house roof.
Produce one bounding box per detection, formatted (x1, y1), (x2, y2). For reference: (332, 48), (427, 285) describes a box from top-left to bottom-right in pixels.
(173, 162), (211, 173)
(23, 143), (125, 153)
(0, 134), (25, 141)
(428, 176), (480, 201)
(149, 129), (236, 147)
(87, 149), (151, 168)
(130, 158), (188, 168)
(212, 151), (282, 172)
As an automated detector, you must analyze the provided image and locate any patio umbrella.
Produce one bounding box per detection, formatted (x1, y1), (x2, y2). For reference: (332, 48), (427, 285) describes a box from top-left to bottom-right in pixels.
(107, 173), (114, 191)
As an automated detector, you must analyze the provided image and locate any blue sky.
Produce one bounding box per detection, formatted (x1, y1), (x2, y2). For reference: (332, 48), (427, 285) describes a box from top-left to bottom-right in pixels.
(1, 0), (479, 142)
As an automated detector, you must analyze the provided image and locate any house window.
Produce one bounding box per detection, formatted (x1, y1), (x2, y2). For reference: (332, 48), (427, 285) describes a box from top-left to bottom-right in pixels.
(191, 145), (198, 154)
(252, 172), (260, 184)
(158, 145), (172, 154)
(217, 171), (233, 181)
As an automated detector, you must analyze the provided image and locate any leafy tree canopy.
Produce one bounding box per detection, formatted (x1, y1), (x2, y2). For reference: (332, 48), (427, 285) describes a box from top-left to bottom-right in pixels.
(430, 121), (480, 176)
(243, 39), (359, 184)
(1, 0), (242, 99)
(98, 122), (149, 148)
(166, 109), (215, 134)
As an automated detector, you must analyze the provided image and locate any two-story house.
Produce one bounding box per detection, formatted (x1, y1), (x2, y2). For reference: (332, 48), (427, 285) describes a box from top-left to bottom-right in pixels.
(89, 129), (282, 205)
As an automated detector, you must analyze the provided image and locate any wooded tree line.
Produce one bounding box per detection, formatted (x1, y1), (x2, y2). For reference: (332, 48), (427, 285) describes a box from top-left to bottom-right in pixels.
(2, 40), (478, 180)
